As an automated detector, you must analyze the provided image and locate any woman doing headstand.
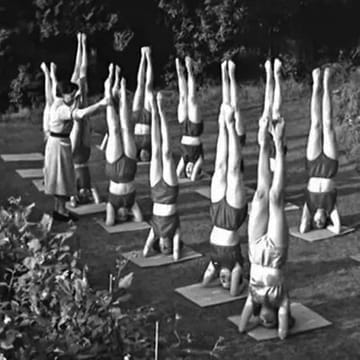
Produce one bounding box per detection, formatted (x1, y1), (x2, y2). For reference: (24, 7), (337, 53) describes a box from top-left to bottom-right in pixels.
(132, 46), (153, 162)
(175, 56), (204, 181)
(201, 60), (247, 296)
(239, 60), (293, 339)
(143, 92), (181, 260)
(299, 67), (340, 234)
(104, 64), (143, 226)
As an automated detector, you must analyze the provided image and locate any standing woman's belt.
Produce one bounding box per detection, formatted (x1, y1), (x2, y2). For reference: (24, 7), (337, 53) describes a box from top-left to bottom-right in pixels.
(50, 132), (70, 138)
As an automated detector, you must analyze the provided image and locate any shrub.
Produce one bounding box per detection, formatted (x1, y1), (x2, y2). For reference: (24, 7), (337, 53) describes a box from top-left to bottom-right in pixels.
(0, 197), (154, 359)
(8, 64), (35, 111)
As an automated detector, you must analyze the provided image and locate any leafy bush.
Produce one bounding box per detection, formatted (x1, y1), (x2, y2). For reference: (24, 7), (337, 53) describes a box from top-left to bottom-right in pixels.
(8, 64), (35, 110)
(0, 197), (154, 359)
(333, 63), (360, 171)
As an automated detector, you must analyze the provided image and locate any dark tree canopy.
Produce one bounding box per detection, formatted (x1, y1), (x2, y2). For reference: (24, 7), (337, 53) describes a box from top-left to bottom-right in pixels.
(1, 0), (360, 109)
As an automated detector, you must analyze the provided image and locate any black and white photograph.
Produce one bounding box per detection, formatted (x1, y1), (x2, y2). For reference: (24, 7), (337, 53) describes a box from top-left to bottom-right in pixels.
(0, 0), (360, 359)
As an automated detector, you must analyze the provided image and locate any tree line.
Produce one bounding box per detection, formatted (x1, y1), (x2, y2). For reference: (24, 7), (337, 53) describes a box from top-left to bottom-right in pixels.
(1, 0), (360, 110)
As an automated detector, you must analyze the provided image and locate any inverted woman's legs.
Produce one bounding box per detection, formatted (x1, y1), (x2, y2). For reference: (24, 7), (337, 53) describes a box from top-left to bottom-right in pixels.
(132, 47), (146, 112)
(322, 67), (338, 160)
(186, 56), (200, 124)
(272, 59), (282, 120)
(306, 68), (322, 160)
(211, 104), (228, 203)
(176, 57), (187, 124)
(157, 92), (177, 186)
(248, 116), (271, 243)
(228, 60), (245, 137)
(119, 77), (137, 159)
(262, 59), (274, 121)
(221, 60), (230, 105)
(150, 93), (162, 187)
(224, 105), (246, 209)
(144, 47), (154, 114)
(267, 119), (288, 247)
(105, 65), (123, 164)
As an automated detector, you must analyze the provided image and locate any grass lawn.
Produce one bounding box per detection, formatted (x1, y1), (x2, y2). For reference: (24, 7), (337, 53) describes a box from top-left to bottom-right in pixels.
(1, 85), (360, 359)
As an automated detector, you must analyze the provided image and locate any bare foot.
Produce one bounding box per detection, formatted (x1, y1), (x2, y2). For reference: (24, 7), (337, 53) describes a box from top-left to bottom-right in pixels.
(141, 46), (147, 57)
(40, 62), (48, 73)
(185, 56), (193, 74)
(274, 58), (282, 77)
(312, 67), (321, 85)
(81, 32), (87, 44)
(228, 59), (236, 77)
(112, 65), (120, 98)
(221, 60), (228, 79)
(264, 59), (272, 75)
(175, 58), (185, 77)
(50, 62), (57, 75)
(323, 67), (332, 86)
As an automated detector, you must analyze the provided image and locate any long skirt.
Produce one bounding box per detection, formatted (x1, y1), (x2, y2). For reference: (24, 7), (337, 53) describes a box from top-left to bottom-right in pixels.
(44, 136), (76, 196)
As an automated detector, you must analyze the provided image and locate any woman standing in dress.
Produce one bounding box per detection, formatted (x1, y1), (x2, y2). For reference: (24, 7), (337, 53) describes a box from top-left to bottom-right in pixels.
(44, 63), (108, 221)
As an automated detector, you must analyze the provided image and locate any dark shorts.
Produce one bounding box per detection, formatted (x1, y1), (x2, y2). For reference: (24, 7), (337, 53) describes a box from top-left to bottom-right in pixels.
(108, 191), (136, 211)
(306, 152), (338, 179)
(210, 243), (243, 271)
(150, 213), (180, 240)
(105, 156), (137, 183)
(210, 199), (248, 231)
(75, 165), (91, 190)
(73, 146), (91, 165)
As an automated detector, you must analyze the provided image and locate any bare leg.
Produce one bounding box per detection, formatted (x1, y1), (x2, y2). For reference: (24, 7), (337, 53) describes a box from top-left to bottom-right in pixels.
(132, 47), (146, 112)
(322, 67), (337, 160)
(105, 64), (123, 163)
(272, 59), (282, 120)
(262, 59), (273, 120)
(130, 201), (143, 222)
(248, 116), (271, 243)
(267, 118), (288, 247)
(228, 60), (245, 137)
(176, 58), (187, 123)
(221, 60), (230, 105)
(306, 68), (322, 160)
(105, 202), (116, 226)
(224, 105), (246, 209)
(157, 92), (177, 186)
(149, 93), (162, 187)
(186, 56), (201, 124)
(143, 47), (154, 114)
(119, 77), (137, 159)
(71, 32), (82, 84)
(176, 156), (185, 178)
(211, 104), (228, 203)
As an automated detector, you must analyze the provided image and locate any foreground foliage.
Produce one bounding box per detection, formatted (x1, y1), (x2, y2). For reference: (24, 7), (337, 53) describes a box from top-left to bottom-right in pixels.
(0, 197), (154, 359)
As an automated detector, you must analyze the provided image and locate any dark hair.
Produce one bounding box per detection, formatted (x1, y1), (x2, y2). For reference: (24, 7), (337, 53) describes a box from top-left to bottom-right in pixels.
(140, 149), (151, 162)
(56, 80), (79, 97)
